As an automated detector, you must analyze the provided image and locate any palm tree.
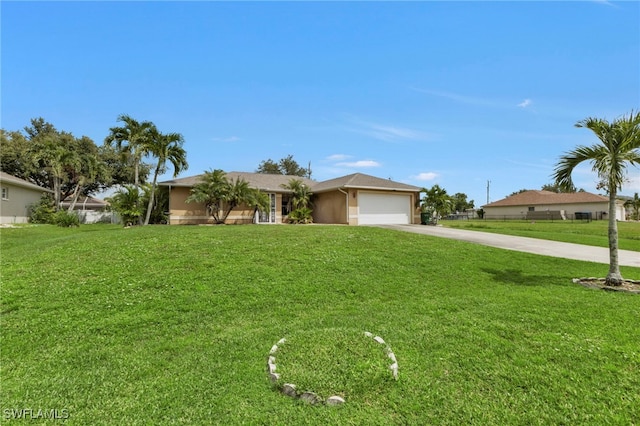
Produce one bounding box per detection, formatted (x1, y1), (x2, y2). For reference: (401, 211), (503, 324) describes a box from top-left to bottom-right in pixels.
(421, 184), (452, 224)
(281, 178), (312, 210)
(107, 184), (145, 226)
(104, 114), (156, 189)
(105, 114), (157, 224)
(553, 110), (640, 286)
(280, 178), (313, 223)
(34, 136), (81, 210)
(186, 169), (231, 224)
(143, 130), (188, 225)
(67, 153), (107, 212)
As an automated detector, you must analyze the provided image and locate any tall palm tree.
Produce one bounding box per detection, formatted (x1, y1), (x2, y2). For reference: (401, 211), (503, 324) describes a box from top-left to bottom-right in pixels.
(553, 110), (640, 286)
(104, 114), (156, 189)
(143, 130), (188, 225)
(105, 114), (157, 224)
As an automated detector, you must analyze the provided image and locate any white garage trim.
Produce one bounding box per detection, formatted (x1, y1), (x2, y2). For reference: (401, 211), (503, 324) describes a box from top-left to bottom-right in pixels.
(358, 193), (411, 225)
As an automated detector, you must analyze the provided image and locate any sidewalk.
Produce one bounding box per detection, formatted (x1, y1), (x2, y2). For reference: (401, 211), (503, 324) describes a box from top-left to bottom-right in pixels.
(377, 224), (640, 268)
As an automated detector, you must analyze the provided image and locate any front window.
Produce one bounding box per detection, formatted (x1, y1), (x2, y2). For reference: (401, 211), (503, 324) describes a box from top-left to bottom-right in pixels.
(528, 206), (535, 212)
(1, 187), (8, 200)
(282, 195), (292, 216)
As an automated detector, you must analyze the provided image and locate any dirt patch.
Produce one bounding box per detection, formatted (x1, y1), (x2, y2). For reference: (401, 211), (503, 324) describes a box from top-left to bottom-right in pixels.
(573, 278), (640, 294)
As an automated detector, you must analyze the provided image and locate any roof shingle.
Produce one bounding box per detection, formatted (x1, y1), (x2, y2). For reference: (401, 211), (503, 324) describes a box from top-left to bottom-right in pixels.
(483, 190), (608, 207)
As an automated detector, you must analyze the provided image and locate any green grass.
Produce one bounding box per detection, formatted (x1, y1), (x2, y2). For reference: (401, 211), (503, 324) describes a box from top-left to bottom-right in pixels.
(1, 224), (639, 424)
(441, 219), (640, 251)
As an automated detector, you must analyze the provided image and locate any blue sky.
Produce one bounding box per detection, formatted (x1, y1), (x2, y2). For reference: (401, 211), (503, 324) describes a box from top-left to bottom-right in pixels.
(2, 1), (639, 206)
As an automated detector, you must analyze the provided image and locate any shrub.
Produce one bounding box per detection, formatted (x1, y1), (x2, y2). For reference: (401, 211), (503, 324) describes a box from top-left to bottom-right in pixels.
(52, 211), (80, 227)
(287, 207), (313, 224)
(28, 194), (56, 224)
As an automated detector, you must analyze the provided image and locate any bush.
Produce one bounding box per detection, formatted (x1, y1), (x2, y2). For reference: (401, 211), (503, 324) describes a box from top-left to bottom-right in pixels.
(28, 194), (56, 224)
(52, 211), (80, 228)
(287, 207), (313, 224)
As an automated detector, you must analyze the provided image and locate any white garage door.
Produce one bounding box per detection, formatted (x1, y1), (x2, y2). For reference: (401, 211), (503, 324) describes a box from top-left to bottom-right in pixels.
(358, 193), (411, 225)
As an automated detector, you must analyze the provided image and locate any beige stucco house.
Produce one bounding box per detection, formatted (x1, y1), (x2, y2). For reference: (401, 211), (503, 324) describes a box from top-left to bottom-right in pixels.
(482, 190), (626, 221)
(0, 172), (53, 224)
(159, 171), (422, 225)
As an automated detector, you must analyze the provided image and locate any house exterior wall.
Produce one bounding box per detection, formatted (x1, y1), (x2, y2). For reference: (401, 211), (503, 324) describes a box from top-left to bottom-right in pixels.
(166, 184), (422, 226)
(483, 202), (617, 220)
(0, 182), (47, 224)
(313, 190), (348, 224)
(167, 186), (286, 224)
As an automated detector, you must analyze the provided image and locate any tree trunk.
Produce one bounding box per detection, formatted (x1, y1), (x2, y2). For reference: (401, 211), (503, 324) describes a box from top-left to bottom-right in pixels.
(605, 189), (623, 286)
(67, 183), (82, 212)
(134, 152), (142, 225)
(144, 162), (161, 225)
(53, 177), (62, 211)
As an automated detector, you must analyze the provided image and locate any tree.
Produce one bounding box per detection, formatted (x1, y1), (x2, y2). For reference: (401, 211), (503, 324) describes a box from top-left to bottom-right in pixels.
(451, 192), (474, 213)
(256, 159), (282, 174)
(104, 114), (155, 189)
(508, 189), (529, 197)
(186, 170), (264, 224)
(107, 184), (145, 226)
(280, 178), (313, 223)
(421, 185), (452, 224)
(2, 119), (121, 200)
(553, 110), (640, 286)
(624, 192), (640, 221)
(256, 154), (310, 177)
(143, 130), (188, 225)
(0, 129), (31, 180)
(105, 114), (157, 224)
(32, 134), (81, 210)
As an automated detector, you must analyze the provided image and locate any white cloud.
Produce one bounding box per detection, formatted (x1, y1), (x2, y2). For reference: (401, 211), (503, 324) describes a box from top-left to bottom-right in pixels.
(412, 172), (439, 181)
(366, 124), (424, 141)
(212, 136), (241, 142)
(518, 99), (532, 108)
(325, 154), (350, 161)
(411, 87), (499, 107)
(336, 160), (381, 168)
(344, 115), (428, 142)
(591, 0), (617, 7)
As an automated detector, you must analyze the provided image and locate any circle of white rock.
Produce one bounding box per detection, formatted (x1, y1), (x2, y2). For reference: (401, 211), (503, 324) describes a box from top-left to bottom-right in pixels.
(267, 331), (398, 406)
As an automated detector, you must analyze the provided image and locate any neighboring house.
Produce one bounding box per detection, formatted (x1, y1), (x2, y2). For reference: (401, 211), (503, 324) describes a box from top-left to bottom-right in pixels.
(0, 172), (53, 224)
(482, 190), (626, 221)
(159, 171), (422, 225)
(60, 196), (113, 224)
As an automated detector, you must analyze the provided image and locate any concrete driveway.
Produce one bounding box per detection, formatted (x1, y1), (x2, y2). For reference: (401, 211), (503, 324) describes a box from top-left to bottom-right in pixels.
(376, 224), (640, 268)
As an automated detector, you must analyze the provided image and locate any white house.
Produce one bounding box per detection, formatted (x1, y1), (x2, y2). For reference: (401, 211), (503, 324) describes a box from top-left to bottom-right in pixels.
(0, 172), (53, 224)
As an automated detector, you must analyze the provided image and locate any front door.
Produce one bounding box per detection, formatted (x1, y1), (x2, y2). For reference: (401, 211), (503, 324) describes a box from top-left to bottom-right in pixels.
(259, 193), (276, 223)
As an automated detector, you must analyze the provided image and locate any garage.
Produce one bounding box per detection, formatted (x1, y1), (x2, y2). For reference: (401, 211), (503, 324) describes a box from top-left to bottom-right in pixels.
(358, 193), (412, 225)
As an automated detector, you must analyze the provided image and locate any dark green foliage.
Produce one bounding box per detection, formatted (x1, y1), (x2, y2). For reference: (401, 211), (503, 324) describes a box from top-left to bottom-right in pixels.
(107, 185), (145, 226)
(28, 194), (56, 224)
(256, 154), (310, 177)
(287, 207), (314, 224)
(52, 210), (80, 227)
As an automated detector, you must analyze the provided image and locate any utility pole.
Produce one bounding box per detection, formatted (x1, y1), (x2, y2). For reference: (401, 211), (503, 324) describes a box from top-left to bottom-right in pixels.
(486, 180), (491, 204)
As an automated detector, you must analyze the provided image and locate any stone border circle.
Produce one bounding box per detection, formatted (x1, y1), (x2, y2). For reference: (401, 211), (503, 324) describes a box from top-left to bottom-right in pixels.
(266, 331), (398, 405)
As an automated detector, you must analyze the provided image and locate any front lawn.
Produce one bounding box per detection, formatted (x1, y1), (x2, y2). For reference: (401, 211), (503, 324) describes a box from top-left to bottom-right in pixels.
(1, 225), (638, 424)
